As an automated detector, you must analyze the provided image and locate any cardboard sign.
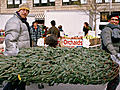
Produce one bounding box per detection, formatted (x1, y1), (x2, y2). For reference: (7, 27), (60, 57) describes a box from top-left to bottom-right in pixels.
(88, 31), (95, 37)
(58, 39), (83, 48)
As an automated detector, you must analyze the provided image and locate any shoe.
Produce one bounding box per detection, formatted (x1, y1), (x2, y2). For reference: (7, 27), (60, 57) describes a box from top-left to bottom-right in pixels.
(38, 84), (44, 89)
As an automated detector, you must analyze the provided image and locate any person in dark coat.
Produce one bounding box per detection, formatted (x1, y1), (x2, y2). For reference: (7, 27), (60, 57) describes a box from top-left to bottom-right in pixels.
(83, 22), (92, 36)
(30, 21), (42, 47)
(47, 20), (60, 38)
(42, 26), (48, 37)
(46, 20), (60, 47)
(58, 25), (64, 32)
(58, 25), (65, 36)
(101, 13), (120, 90)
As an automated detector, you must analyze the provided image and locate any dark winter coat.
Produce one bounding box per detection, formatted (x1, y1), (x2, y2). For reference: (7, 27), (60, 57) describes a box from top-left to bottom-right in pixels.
(30, 25), (42, 41)
(101, 23), (120, 55)
(83, 26), (92, 36)
(47, 26), (60, 38)
(3, 12), (31, 56)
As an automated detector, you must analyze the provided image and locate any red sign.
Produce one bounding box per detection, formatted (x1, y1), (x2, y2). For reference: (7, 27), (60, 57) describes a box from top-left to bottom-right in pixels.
(58, 39), (83, 48)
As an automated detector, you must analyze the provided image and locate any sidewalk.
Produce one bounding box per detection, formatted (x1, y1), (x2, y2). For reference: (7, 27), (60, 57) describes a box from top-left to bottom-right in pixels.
(26, 83), (107, 90)
(1, 83), (120, 90)
(26, 83), (120, 90)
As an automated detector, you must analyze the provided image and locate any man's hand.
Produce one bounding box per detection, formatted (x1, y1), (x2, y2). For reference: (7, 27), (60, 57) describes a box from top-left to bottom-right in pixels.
(111, 55), (120, 66)
(111, 55), (118, 62)
(117, 53), (120, 59)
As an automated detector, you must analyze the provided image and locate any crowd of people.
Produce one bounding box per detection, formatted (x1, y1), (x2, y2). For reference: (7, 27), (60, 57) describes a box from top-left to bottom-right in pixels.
(29, 20), (64, 47)
(0, 2), (120, 90)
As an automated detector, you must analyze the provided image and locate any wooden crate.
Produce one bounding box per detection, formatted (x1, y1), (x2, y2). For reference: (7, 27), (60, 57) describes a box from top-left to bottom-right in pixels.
(89, 38), (101, 46)
(94, 38), (97, 45)
(89, 39), (94, 46)
(97, 38), (101, 44)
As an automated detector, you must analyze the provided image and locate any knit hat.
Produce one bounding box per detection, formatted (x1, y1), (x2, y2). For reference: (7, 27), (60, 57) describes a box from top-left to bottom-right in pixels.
(32, 21), (38, 25)
(18, 3), (30, 12)
(108, 13), (119, 20)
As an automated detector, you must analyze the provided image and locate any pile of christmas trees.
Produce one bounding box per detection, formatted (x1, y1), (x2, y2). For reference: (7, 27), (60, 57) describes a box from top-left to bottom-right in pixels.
(0, 46), (119, 85)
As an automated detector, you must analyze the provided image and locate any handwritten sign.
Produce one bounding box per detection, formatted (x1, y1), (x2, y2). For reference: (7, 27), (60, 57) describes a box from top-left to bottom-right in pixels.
(88, 31), (95, 37)
(58, 39), (83, 48)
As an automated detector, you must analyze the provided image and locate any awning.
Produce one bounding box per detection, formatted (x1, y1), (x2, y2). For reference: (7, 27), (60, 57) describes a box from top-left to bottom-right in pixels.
(35, 13), (45, 20)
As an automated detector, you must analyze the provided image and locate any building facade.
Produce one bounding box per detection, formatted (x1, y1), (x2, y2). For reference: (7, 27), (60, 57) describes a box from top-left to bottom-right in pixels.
(0, 0), (120, 34)
(1, 0), (120, 21)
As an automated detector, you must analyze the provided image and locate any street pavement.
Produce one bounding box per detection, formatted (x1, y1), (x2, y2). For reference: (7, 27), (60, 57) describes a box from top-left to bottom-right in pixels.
(0, 83), (120, 90)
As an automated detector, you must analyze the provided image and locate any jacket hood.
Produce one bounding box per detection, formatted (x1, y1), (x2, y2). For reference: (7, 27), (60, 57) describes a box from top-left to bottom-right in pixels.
(14, 11), (27, 23)
(106, 23), (120, 29)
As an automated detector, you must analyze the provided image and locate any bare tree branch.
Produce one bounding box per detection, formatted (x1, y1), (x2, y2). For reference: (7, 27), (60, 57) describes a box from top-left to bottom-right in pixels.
(78, 0), (110, 36)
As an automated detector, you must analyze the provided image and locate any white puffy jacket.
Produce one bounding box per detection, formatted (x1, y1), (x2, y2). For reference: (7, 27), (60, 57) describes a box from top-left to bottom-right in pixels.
(3, 12), (30, 56)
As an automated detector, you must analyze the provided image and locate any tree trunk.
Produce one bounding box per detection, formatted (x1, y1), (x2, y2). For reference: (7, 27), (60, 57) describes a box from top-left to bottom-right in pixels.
(94, 0), (97, 36)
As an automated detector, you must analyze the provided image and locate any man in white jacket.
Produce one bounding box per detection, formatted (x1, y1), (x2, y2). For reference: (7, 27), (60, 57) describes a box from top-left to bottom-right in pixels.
(3, 3), (32, 90)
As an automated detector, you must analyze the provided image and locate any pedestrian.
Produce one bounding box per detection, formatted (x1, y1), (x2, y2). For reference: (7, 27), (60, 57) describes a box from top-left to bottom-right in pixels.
(3, 3), (32, 90)
(101, 13), (120, 90)
(30, 21), (42, 47)
(47, 20), (60, 38)
(58, 25), (65, 36)
(83, 22), (92, 36)
(42, 26), (48, 37)
(46, 20), (60, 47)
(58, 25), (64, 32)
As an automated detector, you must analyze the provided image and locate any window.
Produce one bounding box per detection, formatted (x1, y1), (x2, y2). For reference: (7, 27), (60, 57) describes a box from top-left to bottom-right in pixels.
(62, 0), (82, 5)
(100, 12), (109, 22)
(100, 11), (120, 22)
(115, 0), (120, 2)
(22, 0), (26, 3)
(81, 0), (87, 4)
(7, 0), (26, 8)
(96, 0), (102, 3)
(33, 0), (55, 7)
(96, 0), (120, 3)
(105, 0), (109, 3)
